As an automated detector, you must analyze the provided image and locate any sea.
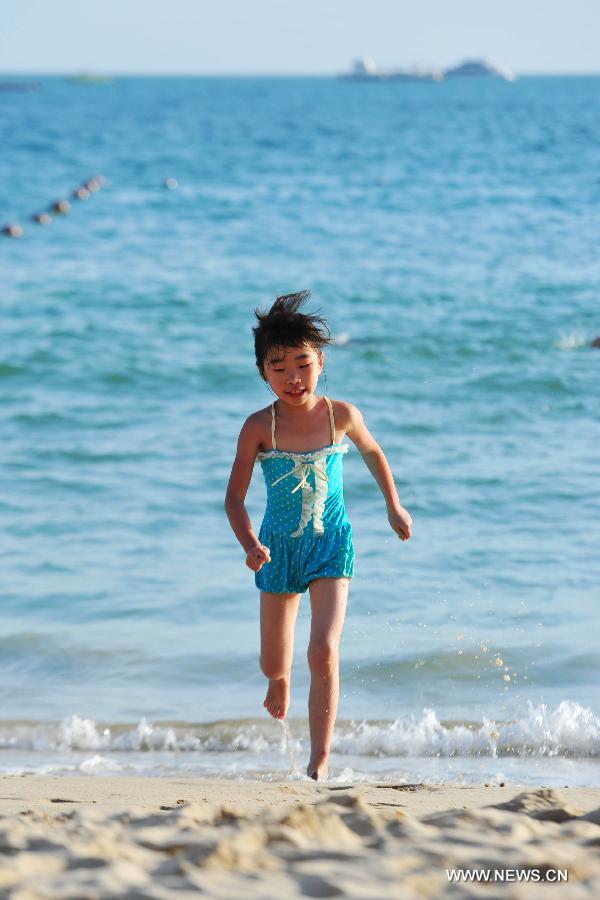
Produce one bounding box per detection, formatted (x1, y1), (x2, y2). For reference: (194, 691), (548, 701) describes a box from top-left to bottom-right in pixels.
(1, 74), (599, 786)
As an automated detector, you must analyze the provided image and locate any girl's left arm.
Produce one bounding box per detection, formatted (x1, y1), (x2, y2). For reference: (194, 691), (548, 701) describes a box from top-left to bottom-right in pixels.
(343, 402), (412, 541)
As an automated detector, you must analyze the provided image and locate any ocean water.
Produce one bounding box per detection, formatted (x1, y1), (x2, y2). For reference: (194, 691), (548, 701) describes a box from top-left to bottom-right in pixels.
(1, 75), (599, 786)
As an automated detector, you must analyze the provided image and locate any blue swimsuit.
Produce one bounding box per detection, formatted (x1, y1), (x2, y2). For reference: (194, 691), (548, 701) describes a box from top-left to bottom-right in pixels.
(254, 396), (354, 595)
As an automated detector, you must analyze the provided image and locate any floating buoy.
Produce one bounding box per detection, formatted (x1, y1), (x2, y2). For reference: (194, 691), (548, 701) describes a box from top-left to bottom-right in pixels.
(2, 223), (24, 237)
(73, 186), (91, 200)
(164, 177), (178, 190)
(32, 212), (52, 225)
(51, 200), (71, 214)
(84, 177), (101, 192)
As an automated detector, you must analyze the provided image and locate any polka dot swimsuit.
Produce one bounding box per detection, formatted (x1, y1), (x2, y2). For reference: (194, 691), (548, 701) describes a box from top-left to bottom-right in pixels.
(255, 396), (354, 595)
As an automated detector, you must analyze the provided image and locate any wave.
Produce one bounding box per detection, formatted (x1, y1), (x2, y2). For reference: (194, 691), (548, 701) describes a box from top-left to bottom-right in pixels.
(0, 701), (597, 760)
(333, 701), (600, 759)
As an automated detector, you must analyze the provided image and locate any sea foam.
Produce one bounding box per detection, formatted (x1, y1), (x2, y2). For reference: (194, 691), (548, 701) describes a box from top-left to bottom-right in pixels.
(0, 702), (597, 759)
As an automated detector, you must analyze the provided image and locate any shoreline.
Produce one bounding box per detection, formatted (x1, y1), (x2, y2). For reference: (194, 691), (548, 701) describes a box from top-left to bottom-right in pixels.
(1, 776), (599, 896)
(2, 774), (600, 817)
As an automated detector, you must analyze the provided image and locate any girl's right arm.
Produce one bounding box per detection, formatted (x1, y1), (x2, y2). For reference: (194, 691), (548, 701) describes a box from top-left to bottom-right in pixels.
(224, 414), (271, 572)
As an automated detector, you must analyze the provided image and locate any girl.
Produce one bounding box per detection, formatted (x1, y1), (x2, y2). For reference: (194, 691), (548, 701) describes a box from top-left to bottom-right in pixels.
(224, 292), (412, 781)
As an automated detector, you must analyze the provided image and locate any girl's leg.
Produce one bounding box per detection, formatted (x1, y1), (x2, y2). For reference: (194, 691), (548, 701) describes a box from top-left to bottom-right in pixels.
(259, 591), (300, 719)
(306, 577), (349, 780)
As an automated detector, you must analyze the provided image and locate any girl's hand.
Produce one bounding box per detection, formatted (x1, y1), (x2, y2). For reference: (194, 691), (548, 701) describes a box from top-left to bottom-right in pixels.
(246, 544), (271, 571)
(388, 505), (412, 541)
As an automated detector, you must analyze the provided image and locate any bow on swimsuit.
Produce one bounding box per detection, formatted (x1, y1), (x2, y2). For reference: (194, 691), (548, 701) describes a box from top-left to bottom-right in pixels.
(254, 395), (355, 595)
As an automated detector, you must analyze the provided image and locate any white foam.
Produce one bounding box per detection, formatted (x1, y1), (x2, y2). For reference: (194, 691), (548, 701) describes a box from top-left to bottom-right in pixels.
(556, 331), (588, 350)
(334, 708), (497, 757)
(0, 701), (597, 760)
(332, 331), (351, 346)
(59, 715), (110, 751)
(333, 701), (600, 758)
(514, 700), (600, 757)
(79, 754), (122, 774)
(111, 718), (178, 752)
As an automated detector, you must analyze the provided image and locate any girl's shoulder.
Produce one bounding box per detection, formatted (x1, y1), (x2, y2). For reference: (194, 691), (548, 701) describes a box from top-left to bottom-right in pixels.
(329, 398), (361, 430)
(242, 405), (272, 451)
(245, 403), (272, 425)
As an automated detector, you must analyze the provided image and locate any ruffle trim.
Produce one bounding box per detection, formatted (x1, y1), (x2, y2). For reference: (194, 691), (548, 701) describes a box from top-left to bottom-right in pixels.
(257, 443), (349, 463)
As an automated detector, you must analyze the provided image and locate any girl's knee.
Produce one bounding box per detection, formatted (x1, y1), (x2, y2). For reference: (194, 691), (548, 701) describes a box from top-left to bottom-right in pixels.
(259, 655), (287, 680)
(307, 639), (339, 673)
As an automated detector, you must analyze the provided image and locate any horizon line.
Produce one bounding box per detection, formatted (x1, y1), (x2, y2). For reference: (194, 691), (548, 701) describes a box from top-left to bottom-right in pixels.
(2, 69), (600, 78)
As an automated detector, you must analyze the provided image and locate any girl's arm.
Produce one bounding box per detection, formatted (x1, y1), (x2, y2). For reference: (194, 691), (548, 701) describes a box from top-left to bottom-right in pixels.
(344, 403), (412, 541)
(224, 415), (271, 570)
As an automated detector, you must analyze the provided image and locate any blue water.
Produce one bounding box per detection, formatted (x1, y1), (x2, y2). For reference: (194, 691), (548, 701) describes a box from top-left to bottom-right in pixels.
(1, 75), (599, 785)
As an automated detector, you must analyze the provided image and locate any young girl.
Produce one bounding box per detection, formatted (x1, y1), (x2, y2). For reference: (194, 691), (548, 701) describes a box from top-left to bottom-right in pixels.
(225, 292), (412, 781)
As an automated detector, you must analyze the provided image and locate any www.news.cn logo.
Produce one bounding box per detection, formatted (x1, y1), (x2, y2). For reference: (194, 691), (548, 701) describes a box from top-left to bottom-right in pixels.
(447, 868), (568, 883)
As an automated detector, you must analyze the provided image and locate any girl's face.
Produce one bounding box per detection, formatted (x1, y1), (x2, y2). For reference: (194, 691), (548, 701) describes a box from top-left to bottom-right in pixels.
(263, 343), (323, 405)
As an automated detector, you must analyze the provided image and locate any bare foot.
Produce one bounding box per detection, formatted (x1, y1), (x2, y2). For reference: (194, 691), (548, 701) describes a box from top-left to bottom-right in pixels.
(307, 752), (329, 781)
(263, 676), (290, 720)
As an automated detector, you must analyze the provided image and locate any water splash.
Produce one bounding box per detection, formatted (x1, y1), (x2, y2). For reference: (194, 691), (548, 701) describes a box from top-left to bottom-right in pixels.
(278, 719), (301, 777)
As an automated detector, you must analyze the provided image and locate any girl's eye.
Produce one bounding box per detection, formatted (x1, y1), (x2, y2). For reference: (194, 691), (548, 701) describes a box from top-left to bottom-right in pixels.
(300, 364), (311, 368)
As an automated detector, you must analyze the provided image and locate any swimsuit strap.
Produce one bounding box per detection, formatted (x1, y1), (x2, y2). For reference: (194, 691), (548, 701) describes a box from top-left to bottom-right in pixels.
(324, 396), (336, 444)
(271, 401), (277, 450)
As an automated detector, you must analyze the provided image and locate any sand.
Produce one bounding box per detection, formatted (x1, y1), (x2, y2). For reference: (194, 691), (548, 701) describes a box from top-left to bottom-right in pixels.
(0, 775), (599, 898)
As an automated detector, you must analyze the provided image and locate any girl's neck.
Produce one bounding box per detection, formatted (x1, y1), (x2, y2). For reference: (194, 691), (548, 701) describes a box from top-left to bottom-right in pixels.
(275, 393), (323, 417)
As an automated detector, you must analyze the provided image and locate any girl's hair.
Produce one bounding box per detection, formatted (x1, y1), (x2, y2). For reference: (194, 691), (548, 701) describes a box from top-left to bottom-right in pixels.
(253, 291), (332, 379)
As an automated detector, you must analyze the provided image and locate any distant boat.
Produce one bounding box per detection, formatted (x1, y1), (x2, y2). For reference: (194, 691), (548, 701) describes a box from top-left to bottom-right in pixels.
(443, 59), (516, 81)
(339, 58), (443, 83)
(66, 73), (114, 85)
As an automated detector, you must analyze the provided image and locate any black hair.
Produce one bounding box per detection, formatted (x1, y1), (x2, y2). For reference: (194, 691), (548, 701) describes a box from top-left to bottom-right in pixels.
(253, 291), (332, 379)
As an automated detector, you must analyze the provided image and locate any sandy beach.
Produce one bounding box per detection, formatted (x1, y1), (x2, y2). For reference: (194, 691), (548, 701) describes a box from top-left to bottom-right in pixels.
(0, 776), (598, 898)
(2, 58), (600, 900)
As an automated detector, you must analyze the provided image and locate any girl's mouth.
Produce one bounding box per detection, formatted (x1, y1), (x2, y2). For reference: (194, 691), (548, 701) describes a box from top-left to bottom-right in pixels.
(286, 388), (306, 396)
